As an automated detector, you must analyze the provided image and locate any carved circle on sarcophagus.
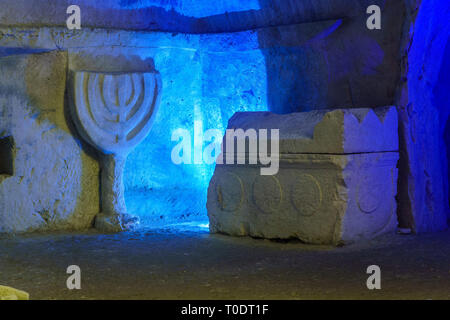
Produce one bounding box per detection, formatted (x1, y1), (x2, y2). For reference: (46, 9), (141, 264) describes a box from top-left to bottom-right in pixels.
(354, 167), (396, 236)
(252, 176), (282, 214)
(214, 172), (244, 213)
(357, 183), (383, 214)
(291, 173), (323, 217)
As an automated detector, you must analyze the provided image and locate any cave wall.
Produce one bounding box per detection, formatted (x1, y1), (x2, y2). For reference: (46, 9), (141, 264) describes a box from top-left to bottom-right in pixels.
(396, 0), (449, 232)
(0, 28), (271, 229)
(0, 0), (406, 228)
(0, 1), (447, 233)
(0, 0), (394, 33)
(257, 0), (404, 113)
(0, 51), (99, 233)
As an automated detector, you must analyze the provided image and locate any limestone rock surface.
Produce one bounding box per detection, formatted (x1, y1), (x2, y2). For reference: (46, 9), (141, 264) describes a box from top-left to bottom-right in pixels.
(395, 0), (449, 233)
(0, 51), (99, 234)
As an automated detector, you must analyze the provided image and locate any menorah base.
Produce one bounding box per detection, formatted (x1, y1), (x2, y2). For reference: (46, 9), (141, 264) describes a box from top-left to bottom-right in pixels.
(95, 212), (140, 232)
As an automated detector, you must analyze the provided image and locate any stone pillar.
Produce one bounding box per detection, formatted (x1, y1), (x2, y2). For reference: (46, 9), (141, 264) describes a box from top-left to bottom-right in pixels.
(96, 154), (129, 232)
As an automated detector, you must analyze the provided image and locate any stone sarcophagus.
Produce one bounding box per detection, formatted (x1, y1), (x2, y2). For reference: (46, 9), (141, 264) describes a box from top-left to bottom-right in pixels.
(207, 107), (399, 245)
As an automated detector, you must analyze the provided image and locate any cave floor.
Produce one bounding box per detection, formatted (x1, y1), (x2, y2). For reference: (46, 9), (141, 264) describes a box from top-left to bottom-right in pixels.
(0, 223), (449, 300)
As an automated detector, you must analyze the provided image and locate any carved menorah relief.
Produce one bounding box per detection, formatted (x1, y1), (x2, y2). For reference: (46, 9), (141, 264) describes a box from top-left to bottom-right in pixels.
(70, 71), (162, 232)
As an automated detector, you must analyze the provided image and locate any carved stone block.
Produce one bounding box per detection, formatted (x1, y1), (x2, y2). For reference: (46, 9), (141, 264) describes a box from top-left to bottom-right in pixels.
(207, 107), (399, 244)
(70, 71), (162, 232)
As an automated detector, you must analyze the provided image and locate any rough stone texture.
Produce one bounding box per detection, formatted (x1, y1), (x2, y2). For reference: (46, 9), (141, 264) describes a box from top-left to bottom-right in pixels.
(0, 0), (445, 235)
(0, 51), (99, 234)
(256, 1), (405, 113)
(226, 107), (399, 154)
(395, 0), (449, 232)
(0, 6), (404, 111)
(0, 1), (405, 117)
(0, 15), (405, 230)
(207, 108), (399, 244)
(0, 285), (29, 300)
(65, 38), (269, 225)
(70, 71), (162, 231)
(0, 0), (396, 33)
(1, 227), (450, 300)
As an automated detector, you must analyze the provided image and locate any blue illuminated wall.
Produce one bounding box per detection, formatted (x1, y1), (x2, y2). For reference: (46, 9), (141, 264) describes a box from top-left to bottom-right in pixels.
(64, 0), (446, 230)
(0, 0), (447, 233)
(0, 0), (391, 33)
(122, 40), (269, 226)
(83, 0), (261, 17)
(121, 0), (408, 227)
(436, 39), (450, 217)
(395, 0), (450, 230)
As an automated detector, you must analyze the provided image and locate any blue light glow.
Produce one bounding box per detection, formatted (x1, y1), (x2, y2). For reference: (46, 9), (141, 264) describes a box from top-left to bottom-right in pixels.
(407, 0), (450, 224)
(123, 42), (268, 228)
(122, 0), (449, 230)
(72, 0), (261, 18)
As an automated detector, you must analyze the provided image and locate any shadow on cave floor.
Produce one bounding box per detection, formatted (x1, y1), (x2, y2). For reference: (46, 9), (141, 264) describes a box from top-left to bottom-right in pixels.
(0, 227), (449, 300)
